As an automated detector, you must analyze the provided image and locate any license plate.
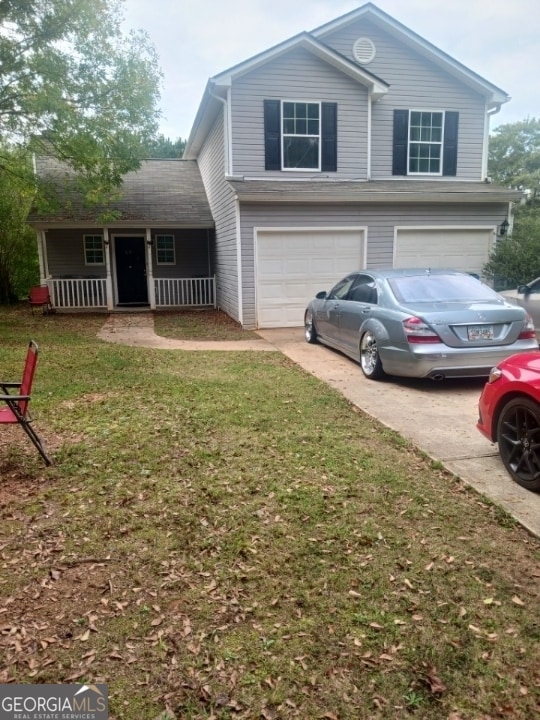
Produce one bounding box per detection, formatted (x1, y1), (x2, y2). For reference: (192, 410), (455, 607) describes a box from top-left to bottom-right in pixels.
(467, 325), (494, 341)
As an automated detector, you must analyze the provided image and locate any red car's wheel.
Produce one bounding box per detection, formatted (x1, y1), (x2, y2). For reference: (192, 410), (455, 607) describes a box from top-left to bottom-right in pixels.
(497, 396), (540, 492)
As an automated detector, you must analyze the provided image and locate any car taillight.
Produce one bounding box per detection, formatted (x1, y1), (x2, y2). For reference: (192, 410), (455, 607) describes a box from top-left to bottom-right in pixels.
(402, 316), (441, 343)
(518, 313), (536, 340)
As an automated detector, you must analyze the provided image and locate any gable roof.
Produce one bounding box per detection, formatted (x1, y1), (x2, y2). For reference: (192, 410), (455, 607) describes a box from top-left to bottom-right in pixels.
(185, 2), (510, 159)
(311, 3), (509, 108)
(28, 156), (214, 229)
(184, 31), (389, 159)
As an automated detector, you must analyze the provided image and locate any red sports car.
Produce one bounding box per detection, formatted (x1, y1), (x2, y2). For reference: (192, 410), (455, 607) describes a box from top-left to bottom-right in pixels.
(477, 352), (540, 491)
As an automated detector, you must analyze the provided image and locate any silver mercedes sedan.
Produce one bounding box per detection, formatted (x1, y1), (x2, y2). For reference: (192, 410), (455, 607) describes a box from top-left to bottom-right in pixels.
(304, 269), (539, 380)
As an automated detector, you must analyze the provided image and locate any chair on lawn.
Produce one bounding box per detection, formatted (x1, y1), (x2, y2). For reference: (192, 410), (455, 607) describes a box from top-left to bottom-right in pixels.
(29, 286), (53, 314)
(0, 340), (51, 465)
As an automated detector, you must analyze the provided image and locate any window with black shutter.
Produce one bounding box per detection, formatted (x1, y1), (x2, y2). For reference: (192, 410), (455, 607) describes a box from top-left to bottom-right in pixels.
(392, 109), (459, 176)
(264, 100), (338, 172)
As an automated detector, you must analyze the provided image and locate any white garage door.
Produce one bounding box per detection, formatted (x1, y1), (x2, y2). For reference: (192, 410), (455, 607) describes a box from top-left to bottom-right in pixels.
(394, 229), (494, 276)
(256, 228), (365, 328)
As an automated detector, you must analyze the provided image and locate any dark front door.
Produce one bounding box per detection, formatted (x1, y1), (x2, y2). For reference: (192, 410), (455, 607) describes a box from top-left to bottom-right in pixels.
(114, 236), (148, 305)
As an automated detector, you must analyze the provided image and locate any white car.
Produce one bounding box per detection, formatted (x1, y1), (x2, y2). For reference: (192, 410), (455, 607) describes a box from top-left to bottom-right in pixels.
(501, 278), (540, 330)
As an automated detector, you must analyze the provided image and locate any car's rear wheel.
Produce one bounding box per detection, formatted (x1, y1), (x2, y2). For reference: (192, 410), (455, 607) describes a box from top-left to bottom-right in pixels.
(360, 331), (385, 380)
(497, 396), (540, 491)
(305, 309), (318, 344)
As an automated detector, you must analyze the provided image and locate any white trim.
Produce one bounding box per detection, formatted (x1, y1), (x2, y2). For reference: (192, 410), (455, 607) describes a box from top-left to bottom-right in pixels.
(407, 109), (445, 177)
(253, 225), (367, 328)
(392, 224), (496, 268)
(235, 198), (243, 326)
(83, 234), (106, 266)
(104, 228), (113, 310)
(155, 234), (176, 265)
(281, 99), (322, 172)
(110, 233), (146, 307)
(312, 5), (508, 107)
(146, 228), (156, 310)
(37, 231), (47, 281)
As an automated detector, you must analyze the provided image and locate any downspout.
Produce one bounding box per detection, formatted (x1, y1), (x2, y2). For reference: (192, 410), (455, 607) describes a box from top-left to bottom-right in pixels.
(367, 88), (372, 180)
(483, 101), (502, 180)
(104, 228), (113, 310)
(208, 83), (232, 176)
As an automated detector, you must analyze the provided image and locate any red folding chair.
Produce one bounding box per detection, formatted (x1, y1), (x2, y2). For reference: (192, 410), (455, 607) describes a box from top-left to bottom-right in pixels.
(0, 340), (51, 465)
(29, 286), (53, 314)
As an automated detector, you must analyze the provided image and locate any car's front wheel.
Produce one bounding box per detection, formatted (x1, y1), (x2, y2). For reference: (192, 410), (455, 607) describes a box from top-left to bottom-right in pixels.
(497, 396), (540, 491)
(304, 309), (318, 344)
(360, 330), (385, 380)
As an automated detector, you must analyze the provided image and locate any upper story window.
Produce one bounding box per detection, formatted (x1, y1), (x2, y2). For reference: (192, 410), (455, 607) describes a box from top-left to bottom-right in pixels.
(155, 235), (175, 265)
(393, 109), (459, 177)
(282, 102), (320, 170)
(408, 111), (443, 174)
(264, 99), (337, 173)
(84, 235), (104, 265)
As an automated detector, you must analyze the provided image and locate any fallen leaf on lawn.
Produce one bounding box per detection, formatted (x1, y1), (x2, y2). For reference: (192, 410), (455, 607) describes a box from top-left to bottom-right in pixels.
(512, 595), (525, 606)
(426, 667), (447, 694)
(79, 629), (90, 642)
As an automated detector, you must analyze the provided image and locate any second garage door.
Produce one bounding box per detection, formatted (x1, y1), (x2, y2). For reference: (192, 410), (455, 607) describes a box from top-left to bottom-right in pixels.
(256, 228), (365, 328)
(394, 228), (494, 276)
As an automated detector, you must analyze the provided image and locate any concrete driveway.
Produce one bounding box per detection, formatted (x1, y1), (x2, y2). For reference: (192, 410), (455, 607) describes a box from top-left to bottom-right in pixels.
(257, 327), (540, 537)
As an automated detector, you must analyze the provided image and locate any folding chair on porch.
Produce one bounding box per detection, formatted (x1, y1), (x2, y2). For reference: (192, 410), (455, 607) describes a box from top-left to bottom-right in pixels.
(0, 340), (51, 465)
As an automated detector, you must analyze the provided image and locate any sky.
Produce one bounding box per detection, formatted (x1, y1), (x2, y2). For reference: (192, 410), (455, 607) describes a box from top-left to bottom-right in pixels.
(121, 0), (540, 141)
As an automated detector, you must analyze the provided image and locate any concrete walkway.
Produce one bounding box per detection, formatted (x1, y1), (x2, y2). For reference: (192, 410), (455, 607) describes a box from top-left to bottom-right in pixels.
(97, 314), (540, 537)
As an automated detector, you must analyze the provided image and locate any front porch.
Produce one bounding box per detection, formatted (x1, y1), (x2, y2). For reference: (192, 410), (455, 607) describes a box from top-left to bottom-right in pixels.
(46, 275), (216, 311)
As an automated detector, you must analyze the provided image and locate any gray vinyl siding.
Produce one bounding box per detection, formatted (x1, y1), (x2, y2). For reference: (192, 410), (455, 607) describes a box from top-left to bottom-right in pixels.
(197, 111), (240, 321)
(44, 228), (211, 278)
(231, 47), (369, 179)
(238, 202), (505, 327)
(319, 19), (486, 180)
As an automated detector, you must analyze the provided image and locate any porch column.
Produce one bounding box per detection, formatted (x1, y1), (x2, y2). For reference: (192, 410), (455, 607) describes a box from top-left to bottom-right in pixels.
(146, 228), (156, 309)
(104, 227), (114, 310)
(37, 230), (49, 282)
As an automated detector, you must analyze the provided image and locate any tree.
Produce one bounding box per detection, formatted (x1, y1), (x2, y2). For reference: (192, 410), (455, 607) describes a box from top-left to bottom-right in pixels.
(143, 135), (186, 158)
(0, 0), (163, 205)
(489, 118), (540, 201)
(0, 148), (39, 303)
(484, 119), (540, 286)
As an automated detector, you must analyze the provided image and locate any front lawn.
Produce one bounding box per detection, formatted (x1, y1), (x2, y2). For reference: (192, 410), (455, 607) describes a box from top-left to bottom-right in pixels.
(0, 307), (539, 719)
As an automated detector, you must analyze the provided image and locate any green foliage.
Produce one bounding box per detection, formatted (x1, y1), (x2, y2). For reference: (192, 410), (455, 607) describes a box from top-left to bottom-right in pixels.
(484, 205), (540, 288)
(489, 117), (540, 198)
(0, 149), (39, 303)
(142, 134), (186, 158)
(0, 0), (163, 206)
(485, 119), (540, 286)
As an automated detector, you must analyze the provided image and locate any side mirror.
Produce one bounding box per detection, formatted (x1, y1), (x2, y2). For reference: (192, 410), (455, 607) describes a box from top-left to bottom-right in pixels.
(517, 285), (531, 295)
(315, 290), (328, 300)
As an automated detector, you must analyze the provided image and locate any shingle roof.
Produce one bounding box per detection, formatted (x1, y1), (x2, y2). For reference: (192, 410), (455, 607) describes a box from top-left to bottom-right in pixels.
(226, 179), (523, 204)
(28, 156), (214, 228)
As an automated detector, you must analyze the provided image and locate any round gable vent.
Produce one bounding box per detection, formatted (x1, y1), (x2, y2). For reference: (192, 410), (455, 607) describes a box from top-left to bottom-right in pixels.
(353, 37), (376, 65)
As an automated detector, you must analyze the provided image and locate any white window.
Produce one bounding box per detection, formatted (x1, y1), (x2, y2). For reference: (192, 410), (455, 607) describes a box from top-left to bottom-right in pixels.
(282, 101), (320, 170)
(156, 235), (175, 265)
(84, 235), (104, 265)
(408, 111), (444, 175)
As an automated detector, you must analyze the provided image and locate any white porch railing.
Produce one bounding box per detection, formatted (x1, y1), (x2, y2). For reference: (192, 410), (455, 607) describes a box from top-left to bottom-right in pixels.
(46, 276), (216, 309)
(48, 278), (107, 309)
(154, 276), (216, 307)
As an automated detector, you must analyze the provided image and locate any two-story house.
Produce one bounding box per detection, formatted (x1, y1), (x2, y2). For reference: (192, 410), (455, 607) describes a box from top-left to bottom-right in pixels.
(28, 3), (521, 328)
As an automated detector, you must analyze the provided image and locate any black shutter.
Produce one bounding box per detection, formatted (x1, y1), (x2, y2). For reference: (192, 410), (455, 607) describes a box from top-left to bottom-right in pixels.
(321, 102), (337, 172)
(392, 109), (409, 176)
(264, 99), (281, 171)
(442, 111), (459, 176)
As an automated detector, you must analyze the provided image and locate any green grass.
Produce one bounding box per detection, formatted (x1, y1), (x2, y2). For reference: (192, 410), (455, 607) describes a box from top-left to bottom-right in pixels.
(0, 305), (539, 720)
